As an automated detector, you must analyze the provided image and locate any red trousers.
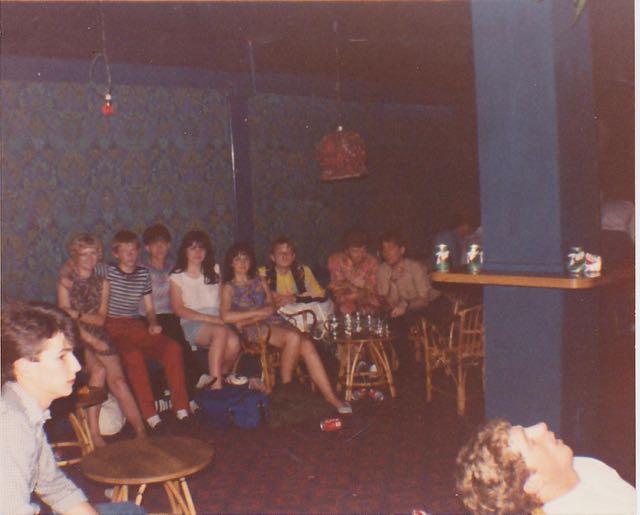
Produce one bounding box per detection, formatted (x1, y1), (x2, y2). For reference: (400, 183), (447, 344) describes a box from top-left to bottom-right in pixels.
(106, 317), (189, 419)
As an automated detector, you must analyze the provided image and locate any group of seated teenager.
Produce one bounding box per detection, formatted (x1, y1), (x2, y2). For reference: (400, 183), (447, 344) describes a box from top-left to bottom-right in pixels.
(56, 225), (355, 443)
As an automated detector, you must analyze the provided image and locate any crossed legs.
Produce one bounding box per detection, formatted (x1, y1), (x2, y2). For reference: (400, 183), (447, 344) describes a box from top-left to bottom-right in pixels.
(268, 325), (345, 410)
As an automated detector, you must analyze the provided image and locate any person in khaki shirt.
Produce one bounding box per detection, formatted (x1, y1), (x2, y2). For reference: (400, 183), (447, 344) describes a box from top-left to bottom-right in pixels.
(376, 231), (450, 368)
(377, 233), (439, 319)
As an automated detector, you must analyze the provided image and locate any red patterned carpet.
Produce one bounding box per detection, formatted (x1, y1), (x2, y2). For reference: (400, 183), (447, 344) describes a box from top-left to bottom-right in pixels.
(54, 334), (634, 515)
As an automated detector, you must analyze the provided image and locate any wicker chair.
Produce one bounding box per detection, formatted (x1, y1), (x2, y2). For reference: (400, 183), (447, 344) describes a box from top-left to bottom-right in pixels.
(235, 313), (315, 394)
(410, 290), (472, 362)
(51, 386), (107, 466)
(417, 304), (484, 416)
(281, 308), (318, 337)
(234, 321), (276, 393)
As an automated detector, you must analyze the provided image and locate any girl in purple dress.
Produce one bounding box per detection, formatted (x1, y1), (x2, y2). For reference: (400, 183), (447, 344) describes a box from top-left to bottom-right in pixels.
(220, 242), (351, 414)
(57, 233), (146, 446)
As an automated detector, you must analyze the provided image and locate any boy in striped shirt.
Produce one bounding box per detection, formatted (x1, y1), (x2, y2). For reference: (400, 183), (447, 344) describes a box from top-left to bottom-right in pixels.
(105, 230), (191, 433)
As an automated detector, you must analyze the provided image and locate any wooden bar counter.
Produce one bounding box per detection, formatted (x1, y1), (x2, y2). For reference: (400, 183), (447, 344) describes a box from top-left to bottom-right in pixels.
(431, 267), (633, 290)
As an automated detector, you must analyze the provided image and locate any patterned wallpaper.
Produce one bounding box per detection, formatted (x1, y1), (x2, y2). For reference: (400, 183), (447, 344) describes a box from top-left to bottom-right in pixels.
(249, 93), (476, 273)
(1, 78), (235, 302)
(1, 58), (477, 302)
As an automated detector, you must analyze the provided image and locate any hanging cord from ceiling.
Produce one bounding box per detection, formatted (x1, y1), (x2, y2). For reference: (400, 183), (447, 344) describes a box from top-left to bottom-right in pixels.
(333, 20), (343, 128)
(246, 39), (257, 96)
(89, 5), (113, 102)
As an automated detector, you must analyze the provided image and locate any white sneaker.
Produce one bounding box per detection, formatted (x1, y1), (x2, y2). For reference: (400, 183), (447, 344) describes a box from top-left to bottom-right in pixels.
(338, 402), (353, 415)
(195, 374), (214, 389)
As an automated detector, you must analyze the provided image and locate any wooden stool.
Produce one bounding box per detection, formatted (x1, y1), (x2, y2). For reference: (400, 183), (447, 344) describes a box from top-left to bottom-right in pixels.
(81, 436), (214, 515)
(52, 386), (107, 466)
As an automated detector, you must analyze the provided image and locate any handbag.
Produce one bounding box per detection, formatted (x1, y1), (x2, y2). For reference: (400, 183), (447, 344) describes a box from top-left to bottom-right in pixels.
(196, 385), (268, 429)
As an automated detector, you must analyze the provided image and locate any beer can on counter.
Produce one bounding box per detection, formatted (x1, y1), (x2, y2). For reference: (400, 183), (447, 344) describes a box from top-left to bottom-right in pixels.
(320, 417), (343, 431)
(566, 246), (585, 276)
(434, 244), (450, 272)
(466, 244), (483, 274)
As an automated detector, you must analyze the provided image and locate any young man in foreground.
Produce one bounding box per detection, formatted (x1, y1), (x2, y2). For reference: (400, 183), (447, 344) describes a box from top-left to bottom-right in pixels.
(0, 301), (144, 515)
(456, 418), (636, 515)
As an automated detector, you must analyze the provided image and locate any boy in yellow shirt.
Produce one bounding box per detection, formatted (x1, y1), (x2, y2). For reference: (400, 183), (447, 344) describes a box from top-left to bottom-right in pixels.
(259, 237), (333, 334)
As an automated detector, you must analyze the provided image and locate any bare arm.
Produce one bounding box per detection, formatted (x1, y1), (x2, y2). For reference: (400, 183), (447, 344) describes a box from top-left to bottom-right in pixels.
(220, 282), (274, 325)
(169, 280), (223, 324)
(57, 280), (80, 320)
(76, 279), (108, 327)
(143, 294), (162, 334)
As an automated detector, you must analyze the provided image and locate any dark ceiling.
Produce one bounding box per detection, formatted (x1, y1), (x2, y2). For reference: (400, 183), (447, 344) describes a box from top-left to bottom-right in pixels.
(0, 1), (633, 108)
(1, 1), (475, 105)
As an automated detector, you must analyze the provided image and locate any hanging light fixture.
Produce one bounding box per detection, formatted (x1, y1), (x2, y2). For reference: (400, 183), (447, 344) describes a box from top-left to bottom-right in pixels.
(316, 21), (368, 182)
(90, 7), (115, 116)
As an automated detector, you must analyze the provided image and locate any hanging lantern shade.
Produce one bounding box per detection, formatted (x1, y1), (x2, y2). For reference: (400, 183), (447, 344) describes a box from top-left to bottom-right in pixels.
(316, 126), (368, 182)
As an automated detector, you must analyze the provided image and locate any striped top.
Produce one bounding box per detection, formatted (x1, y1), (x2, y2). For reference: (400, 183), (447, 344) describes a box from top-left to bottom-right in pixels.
(107, 265), (152, 318)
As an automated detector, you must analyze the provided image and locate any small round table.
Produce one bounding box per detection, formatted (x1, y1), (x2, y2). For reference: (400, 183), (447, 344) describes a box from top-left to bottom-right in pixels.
(80, 436), (214, 515)
(333, 334), (397, 401)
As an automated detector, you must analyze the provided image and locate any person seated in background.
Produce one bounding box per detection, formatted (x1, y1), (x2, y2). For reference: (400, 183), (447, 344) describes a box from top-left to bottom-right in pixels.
(327, 228), (381, 315)
(376, 231), (448, 366)
(432, 209), (480, 267)
(104, 230), (192, 434)
(377, 231), (441, 319)
(170, 230), (241, 390)
(600, 195), (634, 267)
(1, 301), (145, 515)
(141, 224), (209, 397)
(259, 236), (334, 336)
(456, 418), (636, 515)
(57, 233), (146, 446)
(220, 242), (352, 414)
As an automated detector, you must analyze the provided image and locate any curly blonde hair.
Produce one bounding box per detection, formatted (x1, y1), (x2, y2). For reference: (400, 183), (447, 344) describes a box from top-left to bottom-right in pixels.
(455, 418), (542, 514)
(67, 233), (103, 261)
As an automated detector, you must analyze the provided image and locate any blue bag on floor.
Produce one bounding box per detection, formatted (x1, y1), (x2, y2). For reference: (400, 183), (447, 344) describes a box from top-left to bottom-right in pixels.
(196, 386), (268, 429)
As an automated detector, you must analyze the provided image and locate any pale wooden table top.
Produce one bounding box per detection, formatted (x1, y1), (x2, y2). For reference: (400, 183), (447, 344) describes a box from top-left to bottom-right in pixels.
(80, 436), (214, 485)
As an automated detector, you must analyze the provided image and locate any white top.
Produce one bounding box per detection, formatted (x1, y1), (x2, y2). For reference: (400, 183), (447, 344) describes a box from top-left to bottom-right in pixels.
(601, 200), (635, 242)
(170, 269), (221, 315)
(543, 457), (636, 515)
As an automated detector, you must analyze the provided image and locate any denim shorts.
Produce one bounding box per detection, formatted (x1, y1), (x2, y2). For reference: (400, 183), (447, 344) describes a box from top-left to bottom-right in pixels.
(180, 307), (219, 346)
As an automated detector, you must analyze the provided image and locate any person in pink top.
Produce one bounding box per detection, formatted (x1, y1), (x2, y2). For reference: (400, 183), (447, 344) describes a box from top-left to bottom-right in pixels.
(327, 228), (382, 315)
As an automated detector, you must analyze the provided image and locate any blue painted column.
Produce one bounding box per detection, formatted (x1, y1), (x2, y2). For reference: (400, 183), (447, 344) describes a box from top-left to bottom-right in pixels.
(228, 94), (255, 246)
(471, 1), (600, 451)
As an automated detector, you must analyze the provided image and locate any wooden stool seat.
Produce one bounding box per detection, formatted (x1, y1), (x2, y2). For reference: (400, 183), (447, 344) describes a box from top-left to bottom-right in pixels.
(80, 436), (214, 515)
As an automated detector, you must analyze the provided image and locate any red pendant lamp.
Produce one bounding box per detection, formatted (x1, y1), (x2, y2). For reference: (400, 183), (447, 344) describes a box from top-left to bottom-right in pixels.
(316, 21), (367, 182)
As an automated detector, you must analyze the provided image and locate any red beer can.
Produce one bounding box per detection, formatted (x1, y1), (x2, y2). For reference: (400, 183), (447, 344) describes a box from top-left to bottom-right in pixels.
(320, 417), (343, 431)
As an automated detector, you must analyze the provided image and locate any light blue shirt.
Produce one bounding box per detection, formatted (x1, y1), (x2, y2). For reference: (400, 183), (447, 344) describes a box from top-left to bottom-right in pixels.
(0, 382), (87, 515)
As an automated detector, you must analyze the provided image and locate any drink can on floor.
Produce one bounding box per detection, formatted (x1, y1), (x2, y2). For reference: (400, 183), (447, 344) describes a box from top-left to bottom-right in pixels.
(320, 417), (343, 431)
(434, 244), (450, 272)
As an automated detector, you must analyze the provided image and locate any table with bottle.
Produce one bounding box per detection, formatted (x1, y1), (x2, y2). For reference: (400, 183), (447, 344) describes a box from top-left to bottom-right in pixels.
(326, 312), (397, 402)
